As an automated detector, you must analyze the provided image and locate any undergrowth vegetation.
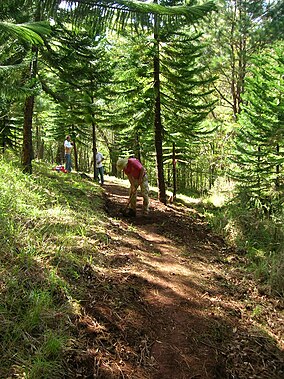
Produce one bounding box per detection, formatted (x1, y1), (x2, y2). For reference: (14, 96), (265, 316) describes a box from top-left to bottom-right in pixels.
(0, 156), (106, 378)
(201, 179), (284, 296)
(175, 176), (283, 296)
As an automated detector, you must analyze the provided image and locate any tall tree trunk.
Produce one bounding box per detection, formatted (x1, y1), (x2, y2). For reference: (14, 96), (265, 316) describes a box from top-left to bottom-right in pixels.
(275, 143), (280, 189)
(55, 142), (63, 164)
(0, 117), (7, 153)
(153, 10), (167, 204)
(22, 47), (38, 174)
(92, 121), (97, 180)
(229, 0), (248, 118)
(73, 140), (78, 171)
(22, 0), (42, 173)
(35, 121), (44, 159)
(172, 142), (177, 201)
(22, 95), (35, 174)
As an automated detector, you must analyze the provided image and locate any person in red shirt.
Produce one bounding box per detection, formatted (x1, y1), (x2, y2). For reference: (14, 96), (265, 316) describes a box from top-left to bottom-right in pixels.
(116, 157), (149, 216)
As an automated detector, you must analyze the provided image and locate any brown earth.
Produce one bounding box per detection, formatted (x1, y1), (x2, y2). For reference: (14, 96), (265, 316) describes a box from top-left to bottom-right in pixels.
(65, 179), (284, 379)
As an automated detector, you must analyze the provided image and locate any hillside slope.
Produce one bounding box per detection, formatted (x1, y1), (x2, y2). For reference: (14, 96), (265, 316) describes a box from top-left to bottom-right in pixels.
(0, 164), (283, 379)
(67, 179), (283, 379)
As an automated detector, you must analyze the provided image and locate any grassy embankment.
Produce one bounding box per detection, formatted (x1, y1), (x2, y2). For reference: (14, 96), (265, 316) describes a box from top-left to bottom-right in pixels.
(0, 156), (106, 378)
(178, 177), (284, 296)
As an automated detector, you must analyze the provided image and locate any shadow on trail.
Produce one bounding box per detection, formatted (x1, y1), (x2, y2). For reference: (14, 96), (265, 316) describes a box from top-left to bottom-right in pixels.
(66, 180), (284, 379)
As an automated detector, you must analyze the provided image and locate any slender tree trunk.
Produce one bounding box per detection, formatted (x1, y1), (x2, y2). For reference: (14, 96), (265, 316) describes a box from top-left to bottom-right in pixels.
(229, 0), (248, 118)
(153, 11), (167, 204)
(22, 47), (38, 174)
(0, 117), (7, 153)
(35, 121), (44, 159)
(73, 140), (78, 171)
(22, 95), (35, 174)
(172, 142), (177, 201)
(22, 0), (42, 173)
(257, 145), (261, 194)
(275, 143), (280, 189)
(92, 121), (97, 180)
(209, 142), (215, 189)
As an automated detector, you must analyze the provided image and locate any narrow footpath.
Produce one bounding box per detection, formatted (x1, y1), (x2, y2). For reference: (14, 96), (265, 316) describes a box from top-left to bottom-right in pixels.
(67, 179), (284, 379)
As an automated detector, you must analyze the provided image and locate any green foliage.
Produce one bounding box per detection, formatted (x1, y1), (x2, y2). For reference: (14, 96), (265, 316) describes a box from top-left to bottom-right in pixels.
(0, 21), (51, 45)
(39, 23), (115, 171)
(0, 0), (282, 305)
(203, 183), (284, 295)
(36, 0), (216, 31)
(0, 154), (105, 378)
(232, 44), (284, 213)
(202, 0), (274, 118)
(162, 31), (216, 130)
(263, 0), (284, 42)
(106, 25), (217, 192)
(0, 5), (52, 155)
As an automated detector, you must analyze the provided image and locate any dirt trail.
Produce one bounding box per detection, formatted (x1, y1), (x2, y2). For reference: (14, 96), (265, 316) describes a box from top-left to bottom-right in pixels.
(67, 179), (284, 379)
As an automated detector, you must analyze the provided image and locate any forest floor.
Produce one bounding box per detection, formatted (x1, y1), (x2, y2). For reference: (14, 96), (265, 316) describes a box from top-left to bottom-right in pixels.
(66, 178), (284, 379)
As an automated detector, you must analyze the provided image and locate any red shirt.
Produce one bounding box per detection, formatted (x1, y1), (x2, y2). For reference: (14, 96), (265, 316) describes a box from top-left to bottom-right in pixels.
(124, 158), (143, 179)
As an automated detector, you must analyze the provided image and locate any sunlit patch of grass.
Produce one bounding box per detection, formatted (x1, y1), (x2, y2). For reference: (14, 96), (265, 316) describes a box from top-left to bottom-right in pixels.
(176, 193), (202, 205)
(108, 175), (129, 188)
(45, 205), (75, 220)
(207, 193), (227, 207)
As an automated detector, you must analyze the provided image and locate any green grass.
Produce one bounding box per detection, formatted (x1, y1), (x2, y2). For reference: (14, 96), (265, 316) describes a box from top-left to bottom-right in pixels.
(0, 155), (106, 378)
(198, 180), (284, 296)
(170, 175), (283, 296)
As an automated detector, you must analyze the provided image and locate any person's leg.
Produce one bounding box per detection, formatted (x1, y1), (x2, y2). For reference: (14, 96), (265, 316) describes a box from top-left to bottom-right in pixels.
(141, 175), (149, 213)
(129, 183), (137, 213)
(68, 155), (71, 172)
(65, 154), (71, 172)
(99, 166), (104, 184)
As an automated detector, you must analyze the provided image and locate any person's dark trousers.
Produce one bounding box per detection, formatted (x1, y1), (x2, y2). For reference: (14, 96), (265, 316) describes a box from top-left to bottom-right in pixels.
(96, 167), (104, 184)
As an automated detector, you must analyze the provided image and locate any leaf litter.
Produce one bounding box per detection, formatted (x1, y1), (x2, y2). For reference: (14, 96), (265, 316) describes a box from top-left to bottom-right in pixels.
(63, 180), (284, 379)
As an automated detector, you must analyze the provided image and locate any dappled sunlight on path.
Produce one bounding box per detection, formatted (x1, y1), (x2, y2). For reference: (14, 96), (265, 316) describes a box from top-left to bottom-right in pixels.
(70, 178), (284, 379)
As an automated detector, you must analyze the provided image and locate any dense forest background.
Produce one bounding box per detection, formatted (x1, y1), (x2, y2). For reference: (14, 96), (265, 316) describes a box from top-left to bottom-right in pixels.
(1, 0), (283, 289)
(0, 1), (283, 378)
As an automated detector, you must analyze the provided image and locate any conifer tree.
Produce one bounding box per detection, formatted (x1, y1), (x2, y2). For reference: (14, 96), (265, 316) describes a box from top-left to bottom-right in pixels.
(40, 22), (113, 175)
(107, 25), (217, 195)
(203, 0), (275, 119)
(232, 44), (284, 215)
(0, 1), (51, 157)
(37, 0), (216, 202)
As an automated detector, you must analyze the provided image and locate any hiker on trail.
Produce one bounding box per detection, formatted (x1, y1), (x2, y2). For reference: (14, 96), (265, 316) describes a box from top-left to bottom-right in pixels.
(116, 157), (149, 216)
(64, 135), (73, 173)
(96, 151), (104, 185)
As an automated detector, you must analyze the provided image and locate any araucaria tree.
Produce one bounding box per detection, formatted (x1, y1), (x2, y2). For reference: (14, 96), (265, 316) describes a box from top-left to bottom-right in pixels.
(26, 0), (216, 202)
(0, 1), (51, 166)
(232, 44), (284, 215)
